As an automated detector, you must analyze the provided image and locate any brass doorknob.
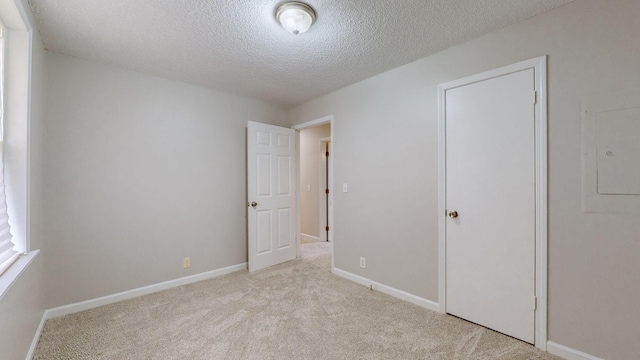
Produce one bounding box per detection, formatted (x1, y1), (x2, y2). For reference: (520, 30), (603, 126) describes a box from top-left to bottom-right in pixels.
(448, 211), (458, 218)
(250, 202), (258, 208)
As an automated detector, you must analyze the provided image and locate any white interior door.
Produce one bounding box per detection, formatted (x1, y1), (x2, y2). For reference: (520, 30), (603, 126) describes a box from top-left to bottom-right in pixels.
(247, 121), (297, 272)
(445, 68), (536, 343)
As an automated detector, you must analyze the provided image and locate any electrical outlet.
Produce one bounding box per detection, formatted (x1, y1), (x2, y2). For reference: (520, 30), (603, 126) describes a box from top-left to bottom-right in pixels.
(183, 257), (191, 269)
(360, 257), (366, 269)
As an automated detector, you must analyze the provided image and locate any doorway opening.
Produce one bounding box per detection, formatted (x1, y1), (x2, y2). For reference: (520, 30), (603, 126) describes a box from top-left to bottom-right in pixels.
(298, 124), (331, 244)
(293, 116), (334, 267)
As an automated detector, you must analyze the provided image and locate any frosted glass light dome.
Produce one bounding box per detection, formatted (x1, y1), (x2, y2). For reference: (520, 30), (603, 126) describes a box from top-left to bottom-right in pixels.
(276, 2), (316, 35)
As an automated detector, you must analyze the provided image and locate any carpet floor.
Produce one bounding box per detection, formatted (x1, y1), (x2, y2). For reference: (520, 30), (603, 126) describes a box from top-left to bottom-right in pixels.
(33, 242), (559, 359)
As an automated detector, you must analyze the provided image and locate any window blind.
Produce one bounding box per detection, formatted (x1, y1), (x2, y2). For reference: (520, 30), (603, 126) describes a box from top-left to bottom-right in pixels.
(0, 26), (17, 276)
(0, 148), (17, 276)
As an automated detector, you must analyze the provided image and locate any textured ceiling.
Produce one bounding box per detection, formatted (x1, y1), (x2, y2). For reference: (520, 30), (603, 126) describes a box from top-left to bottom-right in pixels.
(28, 0), (573, 107)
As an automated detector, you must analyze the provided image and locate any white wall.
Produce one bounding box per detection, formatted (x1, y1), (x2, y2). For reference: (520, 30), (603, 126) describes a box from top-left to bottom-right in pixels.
(43, 53), (288, 308)
(0, 0), (47, 358)
(288, 1), (640, 359)
(300, 124), (330, 240)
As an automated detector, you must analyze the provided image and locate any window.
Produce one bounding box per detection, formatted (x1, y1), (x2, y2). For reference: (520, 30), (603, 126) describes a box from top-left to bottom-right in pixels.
(0, 2), (39, 299)
(0, 24), (18, 277)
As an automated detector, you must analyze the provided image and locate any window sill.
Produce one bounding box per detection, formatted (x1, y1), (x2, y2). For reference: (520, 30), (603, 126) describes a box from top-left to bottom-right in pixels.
(0, 250), (40, 301)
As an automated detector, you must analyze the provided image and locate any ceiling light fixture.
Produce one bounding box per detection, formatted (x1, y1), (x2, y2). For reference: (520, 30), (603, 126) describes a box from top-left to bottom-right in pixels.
(276, 2), (316, 35)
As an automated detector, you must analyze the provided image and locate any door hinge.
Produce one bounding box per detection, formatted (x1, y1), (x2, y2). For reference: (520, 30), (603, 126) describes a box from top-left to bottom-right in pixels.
(533, 91), (537, 105)
(325, 226), (330, 231)
(532, 296), (537, 310)
(326, 151), (329, 157)
(325, 188), (329, 194)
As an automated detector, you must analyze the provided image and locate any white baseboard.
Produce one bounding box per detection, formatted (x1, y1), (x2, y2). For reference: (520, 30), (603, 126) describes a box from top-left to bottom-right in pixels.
(25, 309), (47, 360)
(300, 233), (320, 243)
(332, 267), (439, 312)
(26, 263), (247, 359)
(547, 341), (604, 360)
(45, 262), (247, 319)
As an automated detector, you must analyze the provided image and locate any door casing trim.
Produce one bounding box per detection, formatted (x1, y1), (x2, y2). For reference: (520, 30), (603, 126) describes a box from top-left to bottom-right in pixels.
(437, 56), (548, 350)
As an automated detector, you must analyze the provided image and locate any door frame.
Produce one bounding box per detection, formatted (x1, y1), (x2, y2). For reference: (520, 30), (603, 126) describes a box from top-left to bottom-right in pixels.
(292, 115), (334, 269)
(437, 56), (548, 350)
(319, 137), (331, 242)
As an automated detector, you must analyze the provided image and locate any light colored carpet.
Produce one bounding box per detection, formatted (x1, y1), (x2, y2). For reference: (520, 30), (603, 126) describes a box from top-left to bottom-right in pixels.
(300, 237), (326, 244)
(33, 243), (559, 359)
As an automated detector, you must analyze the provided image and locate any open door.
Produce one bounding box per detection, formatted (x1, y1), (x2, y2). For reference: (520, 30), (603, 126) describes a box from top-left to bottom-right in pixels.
(247, 121), (297, 272)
